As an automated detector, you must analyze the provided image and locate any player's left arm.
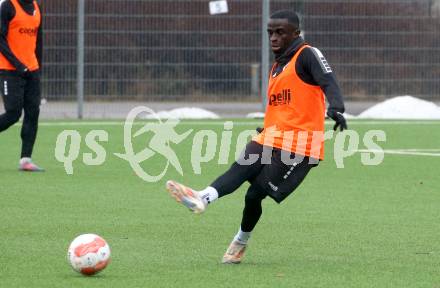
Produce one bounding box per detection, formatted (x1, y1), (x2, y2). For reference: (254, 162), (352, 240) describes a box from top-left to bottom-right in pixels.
(300, 47), (347, 131)
(35, 0), (42, 71)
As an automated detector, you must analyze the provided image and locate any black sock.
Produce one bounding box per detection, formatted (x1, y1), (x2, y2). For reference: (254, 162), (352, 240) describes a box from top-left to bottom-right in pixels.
(20, 110), (39, 158)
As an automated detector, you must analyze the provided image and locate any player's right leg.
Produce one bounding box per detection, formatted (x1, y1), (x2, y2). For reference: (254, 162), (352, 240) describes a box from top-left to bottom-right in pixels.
(209, 141), (265, 198)
(0, 74), (24, 133)
(166, 141), (265, 213)
(166, 180), (206, 214)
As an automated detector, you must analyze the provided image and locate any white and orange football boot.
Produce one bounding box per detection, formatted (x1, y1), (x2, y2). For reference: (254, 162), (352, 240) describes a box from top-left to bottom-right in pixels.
(222, 240), (247, 264)
(166, 180), (206, 214)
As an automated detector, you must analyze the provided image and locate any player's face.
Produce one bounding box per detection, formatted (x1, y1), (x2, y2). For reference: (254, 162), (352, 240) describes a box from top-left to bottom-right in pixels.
(267, 19), (298, 54)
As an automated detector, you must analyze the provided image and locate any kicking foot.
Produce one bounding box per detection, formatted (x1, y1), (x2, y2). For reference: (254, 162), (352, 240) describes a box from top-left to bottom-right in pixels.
(166, 180), (206, 214)
(19, 159), (45, 172)
(222, 240), (247, 264)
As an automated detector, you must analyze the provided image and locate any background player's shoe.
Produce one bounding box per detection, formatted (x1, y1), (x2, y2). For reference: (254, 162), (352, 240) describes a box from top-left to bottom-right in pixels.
(222, 240), (247, 264)
(166, 180), (206, 214)
(19, 158), (45, 172)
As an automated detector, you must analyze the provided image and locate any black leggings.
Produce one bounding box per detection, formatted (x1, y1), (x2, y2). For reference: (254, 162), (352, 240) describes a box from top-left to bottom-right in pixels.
(0, 73), (41, 158)
(211, 141), (316, 232)
(240, 185), (266, 232)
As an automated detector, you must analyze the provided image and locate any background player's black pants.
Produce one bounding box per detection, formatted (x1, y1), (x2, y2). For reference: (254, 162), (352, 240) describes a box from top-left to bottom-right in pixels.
(211, 141), (316, 232)
(0, 73), (41, 158)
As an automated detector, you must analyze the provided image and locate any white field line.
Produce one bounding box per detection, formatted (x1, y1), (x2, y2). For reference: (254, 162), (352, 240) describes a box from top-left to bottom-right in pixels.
(356, 149), (440, 157)
(36, 121), (260, 126)
(31, 120), (440, 127)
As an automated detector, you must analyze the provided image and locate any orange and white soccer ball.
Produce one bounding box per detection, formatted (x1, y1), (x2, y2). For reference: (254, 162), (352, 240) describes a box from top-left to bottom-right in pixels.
(67, 233), (111, 276)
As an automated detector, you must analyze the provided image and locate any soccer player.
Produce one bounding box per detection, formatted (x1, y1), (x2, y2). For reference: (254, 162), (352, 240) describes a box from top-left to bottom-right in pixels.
(166, 10), (347, 263)
(0, 0), (43, 171)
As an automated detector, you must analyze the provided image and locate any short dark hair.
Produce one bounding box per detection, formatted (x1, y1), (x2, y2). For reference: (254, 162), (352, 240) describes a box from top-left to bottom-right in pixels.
(270, 10), (300, 30)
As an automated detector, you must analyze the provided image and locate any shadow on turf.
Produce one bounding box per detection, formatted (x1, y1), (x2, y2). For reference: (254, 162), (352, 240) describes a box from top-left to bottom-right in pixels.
(63, 272), (112, 279)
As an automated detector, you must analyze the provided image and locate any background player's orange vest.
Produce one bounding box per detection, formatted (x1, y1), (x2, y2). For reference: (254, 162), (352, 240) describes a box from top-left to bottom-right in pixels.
(255, 45), (326, 160)
(0, 0), (40, 71)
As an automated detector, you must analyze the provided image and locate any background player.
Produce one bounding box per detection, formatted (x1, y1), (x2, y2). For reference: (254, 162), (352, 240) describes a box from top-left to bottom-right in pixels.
(0, 0), (43, 171)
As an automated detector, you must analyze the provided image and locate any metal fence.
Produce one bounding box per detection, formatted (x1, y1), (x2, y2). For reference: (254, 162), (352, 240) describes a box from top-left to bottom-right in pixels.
(42, 0), (439, 114)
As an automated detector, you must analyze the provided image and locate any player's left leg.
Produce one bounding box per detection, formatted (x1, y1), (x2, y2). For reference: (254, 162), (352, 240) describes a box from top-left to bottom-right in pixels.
(222, 185), (266, 264)
(256, 149), (317, 204)
(222, 149), (317, 264)
(19, 75), (44, 172)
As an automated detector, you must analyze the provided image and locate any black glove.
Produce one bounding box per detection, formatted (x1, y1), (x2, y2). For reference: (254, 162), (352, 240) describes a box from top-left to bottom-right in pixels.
(256, 127), (264, 133)
(327, 109), (347, 131)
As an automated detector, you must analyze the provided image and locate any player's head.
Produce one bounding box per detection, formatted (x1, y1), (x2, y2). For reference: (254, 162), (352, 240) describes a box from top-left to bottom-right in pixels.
(267, 10), (301, 54)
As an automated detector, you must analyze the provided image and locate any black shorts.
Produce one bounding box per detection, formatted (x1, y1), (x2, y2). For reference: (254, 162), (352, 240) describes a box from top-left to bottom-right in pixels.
(241, 141), (317, 203)
(0, 71), (41, 113)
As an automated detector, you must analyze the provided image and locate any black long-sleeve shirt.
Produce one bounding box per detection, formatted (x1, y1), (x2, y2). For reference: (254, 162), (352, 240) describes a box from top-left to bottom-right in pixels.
(273, 45), (345, 114)
(0, 0), (42, 72)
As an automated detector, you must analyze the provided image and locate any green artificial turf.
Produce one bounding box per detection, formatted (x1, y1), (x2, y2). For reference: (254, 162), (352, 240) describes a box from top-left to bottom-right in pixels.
(0, 119), (439, 288)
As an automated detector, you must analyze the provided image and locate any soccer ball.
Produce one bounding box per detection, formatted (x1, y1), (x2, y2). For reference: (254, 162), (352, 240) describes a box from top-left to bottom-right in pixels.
(67, 233), (111, 275)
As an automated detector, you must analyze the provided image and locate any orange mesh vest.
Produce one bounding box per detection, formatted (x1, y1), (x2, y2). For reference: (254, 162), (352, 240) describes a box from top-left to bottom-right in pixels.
(254, 45), (326, 160)
(0, 0), (41, 71)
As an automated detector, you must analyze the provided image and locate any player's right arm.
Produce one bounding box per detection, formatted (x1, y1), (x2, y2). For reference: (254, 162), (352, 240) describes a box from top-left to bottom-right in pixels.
(0, 0), (28, 73)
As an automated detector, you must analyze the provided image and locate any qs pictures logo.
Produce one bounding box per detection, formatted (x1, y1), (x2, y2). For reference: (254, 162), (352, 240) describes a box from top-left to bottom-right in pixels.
(54, 106), (388, 182)
(113, 106), (193, 182)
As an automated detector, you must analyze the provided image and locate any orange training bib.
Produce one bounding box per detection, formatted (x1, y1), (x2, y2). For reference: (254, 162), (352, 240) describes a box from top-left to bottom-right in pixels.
(254, 45), (326, 160)
(0, 0), (41, 71)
